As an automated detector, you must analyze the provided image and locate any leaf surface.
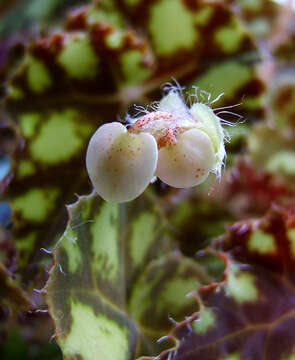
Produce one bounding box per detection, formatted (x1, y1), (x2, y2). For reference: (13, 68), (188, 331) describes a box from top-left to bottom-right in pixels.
(4, 0), (264, 269)
(45, 192), (210, 359)
(153, 206), (295, 360)
(0, 263), (31, 311)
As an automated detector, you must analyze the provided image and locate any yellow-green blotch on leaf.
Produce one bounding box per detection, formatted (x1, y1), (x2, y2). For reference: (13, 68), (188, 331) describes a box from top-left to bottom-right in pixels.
(57, 34), (99, 79)
(59, 301), (130, 360)
(193, 6), (213, 26)
(120, 50), (151, 85)
(19, 112), (41, 138)
(106, 31), (124, 49)
(16, 232), (37, 265)
(26, 55), (52, 93)
(193, 61), (252, 103)
(130, 212), (157, 266)
(61, 227), (82, 273)
(267, 151), (295, 176)
(248, 229), (277, 254)
(90, 202), (120, 282)
(215, 18), (245, 54)
(224, 354), (240, 360)
(7, 85), (24, 99)
(30, 109), (93, 164)
(156, 277), (197, 315)
(11, 188), (59, 222)
(87, 4), (124, 28)
(17, 160), (36, 178)
(128, 267), (164, 323)
(193, 308), (215, 334)
(227, 269), (258, 303)
(149, 0), (199, 55)
(288, 229), (295, 259)
(16, 232), (37, 253)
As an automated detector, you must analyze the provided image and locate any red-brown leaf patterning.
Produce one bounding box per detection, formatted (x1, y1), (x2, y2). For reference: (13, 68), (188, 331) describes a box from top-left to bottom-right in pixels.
(150, 205), (295, 360)
(4, 0), (264, 272)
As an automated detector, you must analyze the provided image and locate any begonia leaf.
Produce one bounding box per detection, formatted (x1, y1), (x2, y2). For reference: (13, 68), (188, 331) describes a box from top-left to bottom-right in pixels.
(167, 196), (232, 256)
(0, 0), (87, 37)
(217, 157), (293, 218)
(150, 205), (295, 360)
(248, 121), (295, 189)
(267, 70), (295, 133)
(0, 329), (61, 360)
(275, 30), (295, 63)
(156, 156), (293, 259)
(233, 0), (280, 39)
(247, 67), (295, 190)
(45, 192), (211, 359)
(0, 263), (31, 311)
(4, 0), (264, 272)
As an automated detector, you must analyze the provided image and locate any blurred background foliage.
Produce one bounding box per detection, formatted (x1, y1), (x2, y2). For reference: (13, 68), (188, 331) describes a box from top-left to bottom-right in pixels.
(0, 0), (295, 359)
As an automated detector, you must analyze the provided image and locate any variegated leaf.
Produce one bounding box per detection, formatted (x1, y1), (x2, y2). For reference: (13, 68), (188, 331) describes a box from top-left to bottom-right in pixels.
(151, 206), (295, 360)
(45, 192), (210, 359)
(233, 0), (280, 39)
(0, 263), (31, 311)
(4, 0), (264, 269)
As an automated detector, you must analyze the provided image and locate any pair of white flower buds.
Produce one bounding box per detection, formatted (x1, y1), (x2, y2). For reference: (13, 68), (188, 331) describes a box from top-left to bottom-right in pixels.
(86, 89), (226, 202)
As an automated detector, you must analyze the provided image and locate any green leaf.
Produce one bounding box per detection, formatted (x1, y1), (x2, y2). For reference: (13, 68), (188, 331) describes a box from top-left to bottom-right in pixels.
(234, 0), (280, 39)
(129, 252), (210, 336)
(45, 192), (210, 359)
(0, 0), (86, 37)
(0, 263), (31, 311)
(248, 124), (295, 189)
(0, 328), (61, 360)
(246, 70), (295, 190)
(220, 157), (292, 218)
(4, 0), (263, 276)
(152, 206), (295, 360)
(168, 197), (232, 255)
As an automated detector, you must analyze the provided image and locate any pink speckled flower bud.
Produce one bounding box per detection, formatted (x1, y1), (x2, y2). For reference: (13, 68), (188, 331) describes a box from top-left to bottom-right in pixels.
(86, 122), (157, 202)
(86, 87), (229, 202)
(156, 128), (215, 188)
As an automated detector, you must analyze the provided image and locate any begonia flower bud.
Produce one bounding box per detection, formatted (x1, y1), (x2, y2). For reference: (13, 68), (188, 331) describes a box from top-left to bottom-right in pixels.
(86, 122), (158, 202)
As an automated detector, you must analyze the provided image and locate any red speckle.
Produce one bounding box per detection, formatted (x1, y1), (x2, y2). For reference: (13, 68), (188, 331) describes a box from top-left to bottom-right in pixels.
(195, 174), (199, 178)
(131, 111), (174, 132)
(165, 128), (177, 145)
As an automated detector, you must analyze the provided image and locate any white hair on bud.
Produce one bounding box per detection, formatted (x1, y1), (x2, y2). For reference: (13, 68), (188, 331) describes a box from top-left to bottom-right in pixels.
(86, 83), (238, 202)
(162, 77), (186, 97)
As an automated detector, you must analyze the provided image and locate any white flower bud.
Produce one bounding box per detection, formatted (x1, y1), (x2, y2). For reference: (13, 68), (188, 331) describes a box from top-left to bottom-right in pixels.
(86, 122), (158, 202)
(86, 86), (230, 202)
(190, 103), (226, 176)
(158, 91), (188, 117)
(156, 128), (215, 188)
